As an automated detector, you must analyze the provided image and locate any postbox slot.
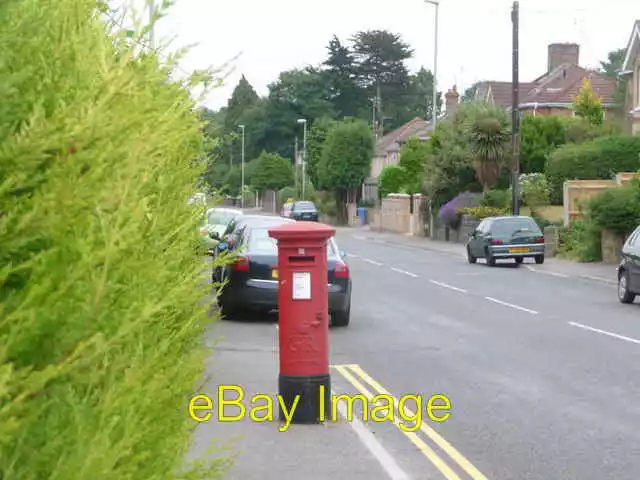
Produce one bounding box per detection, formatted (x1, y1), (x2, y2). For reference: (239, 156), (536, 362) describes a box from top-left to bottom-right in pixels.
(288, 255), (315, 264)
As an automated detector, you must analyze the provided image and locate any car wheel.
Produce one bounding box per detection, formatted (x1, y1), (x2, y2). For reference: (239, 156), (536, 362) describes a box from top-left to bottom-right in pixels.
(618, 270), (635, 304)
(466, 246), (477, 264)
(485, 248), (496, 266)
(515, 257), (523, 265)
(535, 255), (545, 264)
(332, 303), (351, 327)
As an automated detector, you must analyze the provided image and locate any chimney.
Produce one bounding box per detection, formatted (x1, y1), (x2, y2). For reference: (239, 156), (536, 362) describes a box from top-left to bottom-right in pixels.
(547, 43), (580, 72)
(445, 85), (459, 117)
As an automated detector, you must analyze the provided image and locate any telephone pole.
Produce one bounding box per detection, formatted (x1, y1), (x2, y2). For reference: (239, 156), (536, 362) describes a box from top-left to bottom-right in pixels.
(510, 1), (520, 216)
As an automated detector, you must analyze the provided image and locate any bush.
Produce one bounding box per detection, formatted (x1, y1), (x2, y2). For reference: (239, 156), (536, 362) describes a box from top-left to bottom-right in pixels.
(519, 173), (550, 214)
(587, 185), (640, 236)
(558, 219), (602, 262)
(457, 206), (509, 219)
(0, 2), (227, 479)
(278, 186), (297, 204)
(545, 135), (640, 204)
(378, 164), (407, 197)
(438, 192), (482, 229)
(481, 189), (510, 208)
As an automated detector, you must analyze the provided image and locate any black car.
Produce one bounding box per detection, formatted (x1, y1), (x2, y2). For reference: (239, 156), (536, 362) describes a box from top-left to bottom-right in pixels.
(466, 216), (545, 266)
(215, 216), (352, 326)
(290, 201), (319, 221)
(617, 225), (640, 304)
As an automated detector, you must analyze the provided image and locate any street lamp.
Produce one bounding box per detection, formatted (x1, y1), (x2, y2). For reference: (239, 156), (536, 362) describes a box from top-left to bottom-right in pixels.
(238, 124), (245, 208)
(147, 0), (156, 49)
(425, 0), (439, 130)
(297, 118), (307, 200)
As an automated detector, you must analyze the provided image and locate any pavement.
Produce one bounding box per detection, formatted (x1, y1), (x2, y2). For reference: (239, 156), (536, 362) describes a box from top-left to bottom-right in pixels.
(190, 227), (640, 480)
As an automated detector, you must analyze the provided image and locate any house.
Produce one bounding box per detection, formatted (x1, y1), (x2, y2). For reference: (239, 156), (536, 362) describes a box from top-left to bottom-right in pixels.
(362, 85), (460, 201)
(621, 20), (640, 135)
(470, 43), (618, 119)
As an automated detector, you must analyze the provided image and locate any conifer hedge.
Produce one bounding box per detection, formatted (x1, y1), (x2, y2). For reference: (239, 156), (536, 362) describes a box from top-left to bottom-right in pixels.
(0, 1), (226, 478)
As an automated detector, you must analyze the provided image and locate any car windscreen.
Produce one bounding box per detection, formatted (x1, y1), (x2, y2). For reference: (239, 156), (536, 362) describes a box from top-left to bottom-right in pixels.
(491, 218), (541, 236)
(293, 202), (316, 212)
(247, 227), (338, 258)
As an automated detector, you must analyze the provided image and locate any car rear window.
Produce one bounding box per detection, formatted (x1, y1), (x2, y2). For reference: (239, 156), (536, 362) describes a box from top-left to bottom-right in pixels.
(294, 202), (316, 211)
(491, 217), (540, 235)
(248, 227), (338, 258)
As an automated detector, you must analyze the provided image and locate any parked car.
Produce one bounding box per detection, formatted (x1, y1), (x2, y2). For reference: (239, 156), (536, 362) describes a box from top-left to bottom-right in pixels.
(215, 215), (352, 326)
(198, 207), (243, 254)
(280, 202), (293, 218)
(617, 224), (640, 304)
(290, 201), (319, 221)
(466, 215), (545, 266)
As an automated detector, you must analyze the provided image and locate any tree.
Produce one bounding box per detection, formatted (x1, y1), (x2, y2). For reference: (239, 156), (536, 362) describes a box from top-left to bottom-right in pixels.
(251, 151), (295, 192)
(351, 30), (414, 131)
(318, 119), (374, 223)
(404, 67), (443, 121)
(261, 68), (336, 158)
(224, 75), (259, 132)
(378, 165), (407, 197)
(398, 137), (429, 195)
(519, 115), (566, 173)
(323, 35), (366, 119)
(600, 47), (629, 117)
(306, 116), (338, 189)
(572, 78), (604, 126)
(461, 103), (511, 192)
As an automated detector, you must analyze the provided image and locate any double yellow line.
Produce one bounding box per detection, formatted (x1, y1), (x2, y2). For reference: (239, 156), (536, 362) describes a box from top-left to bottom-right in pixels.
(332, 364), (488, 480)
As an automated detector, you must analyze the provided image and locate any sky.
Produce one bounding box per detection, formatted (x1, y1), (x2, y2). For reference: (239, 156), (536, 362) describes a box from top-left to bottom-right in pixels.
(119, 0), (640, 112)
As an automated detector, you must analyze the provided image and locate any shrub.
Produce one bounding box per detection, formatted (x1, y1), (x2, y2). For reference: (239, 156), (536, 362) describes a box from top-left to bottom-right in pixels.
(438, 192), (482, 229)
(545, 135), (640, 204)
(278, 186), (297, 204)
(378, 164), (407, 197)
(558, 219), (602, 262)
(480, 189), (510, 209)
(457, 206), (509, 219)
(0, 2), (227, 479)
(519, 173), (550, 214)
(587, 185), (640, 236)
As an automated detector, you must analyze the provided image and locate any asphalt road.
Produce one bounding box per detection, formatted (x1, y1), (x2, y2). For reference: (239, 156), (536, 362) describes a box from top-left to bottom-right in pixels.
(193, 228), (640, 480)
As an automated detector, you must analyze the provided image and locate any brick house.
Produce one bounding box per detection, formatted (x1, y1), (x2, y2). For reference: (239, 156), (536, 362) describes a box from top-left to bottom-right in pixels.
(363, 86), (460, 201)
(470, 43), (617, 119)
(621, 20), (640, 135)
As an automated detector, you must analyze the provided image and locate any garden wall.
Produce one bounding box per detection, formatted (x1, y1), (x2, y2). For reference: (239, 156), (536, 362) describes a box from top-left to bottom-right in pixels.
(369, 194), (425, 235)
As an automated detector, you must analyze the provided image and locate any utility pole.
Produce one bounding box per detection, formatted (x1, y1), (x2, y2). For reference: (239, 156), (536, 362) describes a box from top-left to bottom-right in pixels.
(297, 119), (308, 200)
(511, 1), (520, 216)
(425, 0), (440, 130)
(239, 125), (245, 208)
(294, 136), (299, 196)
(148, 1), (155, 49)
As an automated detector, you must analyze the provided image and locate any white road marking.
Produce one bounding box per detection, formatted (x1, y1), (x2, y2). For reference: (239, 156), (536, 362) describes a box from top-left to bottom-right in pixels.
(581, 275), (616, 284)
(429, 280), (467, 293)
(362, 258), (383, 266)
(353, 235), (366, 240)
(390, 267), (419, 278)
(347, 253), (361, 259)
(524, 266), (569, 278)
(334, 390), (411, 480)
(569, 322), (640, 345)
(484, 296), (538, 314)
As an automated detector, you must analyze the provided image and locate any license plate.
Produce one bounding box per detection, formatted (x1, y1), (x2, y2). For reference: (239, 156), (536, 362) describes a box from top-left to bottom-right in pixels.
(509, 248), (529, 253)
(272, 269), (279, 279)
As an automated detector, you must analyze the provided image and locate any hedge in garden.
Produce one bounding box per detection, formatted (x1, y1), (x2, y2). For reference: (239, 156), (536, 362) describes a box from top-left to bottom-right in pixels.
(545, 135), (640, 204)
(0, 1), (228, 479)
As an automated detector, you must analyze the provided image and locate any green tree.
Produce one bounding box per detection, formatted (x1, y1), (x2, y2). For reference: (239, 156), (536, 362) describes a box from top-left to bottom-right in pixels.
(318, 119), (374, 223)
(323, 35), (367, 119)
(404, 67), (443, 121)
(252, 151), (295, 192)
(600, 47), (629, 117)
(520, 115), (566, 173)
(224, 74), (260, 132)
(261, 68), (336, 158)
(378, 165), (407, 197)
(306, 116), (338, 189)
(0, 0), (228, 478)
(351, 29), (414, 131)
(398, 136), (429, 194)
(461, 103), (511, 192)
(572, 78), (604, 126)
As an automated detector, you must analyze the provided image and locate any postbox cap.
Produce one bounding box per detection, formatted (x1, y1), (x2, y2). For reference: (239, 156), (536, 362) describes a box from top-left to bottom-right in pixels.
(268, 221), (336, 241)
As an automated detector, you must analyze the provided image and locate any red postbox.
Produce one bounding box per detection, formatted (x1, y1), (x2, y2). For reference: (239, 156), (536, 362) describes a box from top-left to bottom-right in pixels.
(268, 221), (335, 424)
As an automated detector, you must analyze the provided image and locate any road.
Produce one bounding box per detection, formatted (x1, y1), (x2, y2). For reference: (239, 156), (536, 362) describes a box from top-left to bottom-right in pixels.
(192, 228), (640, 480)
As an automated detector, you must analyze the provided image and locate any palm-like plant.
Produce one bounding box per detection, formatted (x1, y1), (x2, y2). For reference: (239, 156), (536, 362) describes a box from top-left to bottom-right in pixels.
(462, 104), (511, 192)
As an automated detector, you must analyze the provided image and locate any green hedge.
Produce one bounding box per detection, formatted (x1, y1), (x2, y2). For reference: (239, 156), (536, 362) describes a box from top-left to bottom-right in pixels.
(0, 1), (227, 478)
(545, 135), (640, 204)
(587, 185), (640, 236)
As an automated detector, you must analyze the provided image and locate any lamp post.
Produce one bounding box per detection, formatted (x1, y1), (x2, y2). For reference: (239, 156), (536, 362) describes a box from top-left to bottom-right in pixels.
(297, 118), (307, 200)
(147, 0), (156, 49)
(425, 0), (440, 130)
(238, 125), (245, 208)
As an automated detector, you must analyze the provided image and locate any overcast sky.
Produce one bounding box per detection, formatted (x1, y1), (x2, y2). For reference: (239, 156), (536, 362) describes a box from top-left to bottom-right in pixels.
(122, 0), (639, 111)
